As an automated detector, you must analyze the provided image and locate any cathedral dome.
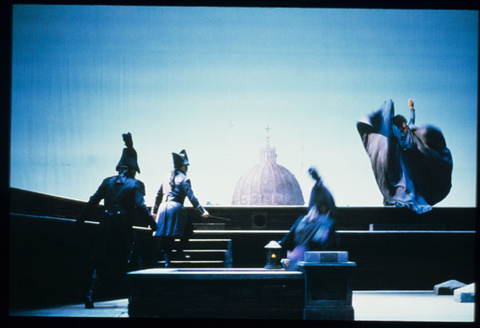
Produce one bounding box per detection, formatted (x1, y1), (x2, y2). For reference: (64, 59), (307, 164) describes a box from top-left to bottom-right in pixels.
(232, 135), (304, 205)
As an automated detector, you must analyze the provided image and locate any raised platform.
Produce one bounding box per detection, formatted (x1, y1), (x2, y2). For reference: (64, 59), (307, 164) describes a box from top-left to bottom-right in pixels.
(127, 268), (305, 319)
(127, 251), (356, 319)
(127, 255), (356, 320)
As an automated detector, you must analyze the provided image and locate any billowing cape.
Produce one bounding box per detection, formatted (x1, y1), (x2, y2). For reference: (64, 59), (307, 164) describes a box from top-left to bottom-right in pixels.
(357, 100), (453, 213)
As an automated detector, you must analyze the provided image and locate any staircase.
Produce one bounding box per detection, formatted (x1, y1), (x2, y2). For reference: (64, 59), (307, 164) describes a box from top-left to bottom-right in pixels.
(155, 238), (233, 268)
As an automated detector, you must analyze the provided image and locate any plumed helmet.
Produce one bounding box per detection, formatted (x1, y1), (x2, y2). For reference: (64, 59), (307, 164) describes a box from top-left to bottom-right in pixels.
(172, 149), (189, 168)
(116, 132), (140, 173)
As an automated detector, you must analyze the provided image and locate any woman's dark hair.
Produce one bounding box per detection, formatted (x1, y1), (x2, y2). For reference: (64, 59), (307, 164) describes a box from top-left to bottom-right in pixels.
(392, 115), (407, 129)
(308, 167), (321, 182)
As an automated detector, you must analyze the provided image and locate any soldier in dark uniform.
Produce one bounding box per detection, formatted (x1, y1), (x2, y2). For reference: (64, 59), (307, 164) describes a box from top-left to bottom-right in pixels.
(76, 132), (157, 308)
(152, 149), (209, 267)
(278, 167), (338, 270)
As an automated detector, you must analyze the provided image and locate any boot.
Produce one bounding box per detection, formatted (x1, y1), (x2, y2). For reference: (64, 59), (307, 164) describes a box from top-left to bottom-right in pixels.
(164, 252), (171, 268)
(85, 270), (100, 309)
(85, 290), (94, 309)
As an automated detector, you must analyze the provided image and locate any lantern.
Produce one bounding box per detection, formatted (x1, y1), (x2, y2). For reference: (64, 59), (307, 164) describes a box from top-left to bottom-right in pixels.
(264, 240), (283, 269)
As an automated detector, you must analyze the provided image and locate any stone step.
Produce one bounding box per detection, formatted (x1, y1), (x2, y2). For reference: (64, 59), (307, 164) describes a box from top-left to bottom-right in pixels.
(172, 239), (232, 250)
(153, 238), (233, 268)
(155, 260), (227, 268)
(165, 250), (228, 261)
(193, 223), (226, 230)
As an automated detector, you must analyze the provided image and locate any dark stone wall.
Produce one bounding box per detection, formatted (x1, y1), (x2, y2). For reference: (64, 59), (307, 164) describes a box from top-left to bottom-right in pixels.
(198, 205), (476, 231)
(8, 213), (155, 309)
(195, 230), (476, 290)
(8, 188), (477, 309)
(10, 187), (476, 231)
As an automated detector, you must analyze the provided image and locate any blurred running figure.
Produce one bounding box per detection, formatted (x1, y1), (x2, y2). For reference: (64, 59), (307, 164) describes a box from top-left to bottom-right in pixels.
(278, 167), (338, 270)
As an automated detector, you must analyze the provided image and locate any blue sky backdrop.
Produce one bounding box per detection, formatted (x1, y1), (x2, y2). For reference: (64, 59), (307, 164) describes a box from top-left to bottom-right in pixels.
(10, 5), (478, 207)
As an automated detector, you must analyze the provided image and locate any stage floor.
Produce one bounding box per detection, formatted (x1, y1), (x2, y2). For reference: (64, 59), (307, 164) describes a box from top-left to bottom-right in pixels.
(9, 290), (475, 322)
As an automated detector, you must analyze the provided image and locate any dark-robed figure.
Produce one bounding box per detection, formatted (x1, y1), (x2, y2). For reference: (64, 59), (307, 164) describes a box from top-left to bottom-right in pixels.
(278, 167), (338, 270)
(76, 133), (157, 308)
(152, 149), (210, 267)
(357, 99), (453, 214)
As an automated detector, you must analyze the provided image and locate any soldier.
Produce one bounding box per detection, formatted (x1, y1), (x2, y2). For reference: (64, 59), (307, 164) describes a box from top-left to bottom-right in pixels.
(152, 149), (209, 267)
(76, 133), (157, 308)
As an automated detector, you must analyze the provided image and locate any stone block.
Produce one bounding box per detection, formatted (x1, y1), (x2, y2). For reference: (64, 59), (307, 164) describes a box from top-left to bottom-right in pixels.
(434, 279), (467, 295)
(304, 251), (348, 263)
(368, 223), (446, 231)
(454, 283), (475, 303)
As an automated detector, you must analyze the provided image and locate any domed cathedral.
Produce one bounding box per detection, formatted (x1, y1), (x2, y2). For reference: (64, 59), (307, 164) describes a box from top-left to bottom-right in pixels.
(232, 129), (305, 206)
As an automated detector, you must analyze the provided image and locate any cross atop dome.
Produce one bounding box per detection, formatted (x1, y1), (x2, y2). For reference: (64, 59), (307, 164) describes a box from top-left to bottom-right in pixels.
(265, 125), (271, 149)
(261, 126), (276, 163)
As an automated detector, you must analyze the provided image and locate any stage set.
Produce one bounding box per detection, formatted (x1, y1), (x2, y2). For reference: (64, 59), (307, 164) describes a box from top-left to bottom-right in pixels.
(8, 188), (476, 321)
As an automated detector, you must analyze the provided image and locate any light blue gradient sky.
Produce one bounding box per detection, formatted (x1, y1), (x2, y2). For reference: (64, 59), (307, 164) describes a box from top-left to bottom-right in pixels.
(10, 5), (478, 207)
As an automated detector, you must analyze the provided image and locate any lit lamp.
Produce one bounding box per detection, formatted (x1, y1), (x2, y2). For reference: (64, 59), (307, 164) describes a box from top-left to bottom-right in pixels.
(264, 240), (283, 269)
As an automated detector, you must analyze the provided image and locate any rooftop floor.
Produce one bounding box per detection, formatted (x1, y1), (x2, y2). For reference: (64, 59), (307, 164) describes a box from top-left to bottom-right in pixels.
(9, 290), (475, 322)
